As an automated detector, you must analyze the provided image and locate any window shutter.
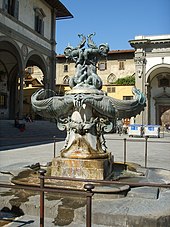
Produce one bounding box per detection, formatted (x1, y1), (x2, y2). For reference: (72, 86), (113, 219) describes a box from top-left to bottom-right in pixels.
(35, 15), (38, 31)
(14, 0), (19, 19)
(41, 20), (44, 35)
(3, 0), (8, 13)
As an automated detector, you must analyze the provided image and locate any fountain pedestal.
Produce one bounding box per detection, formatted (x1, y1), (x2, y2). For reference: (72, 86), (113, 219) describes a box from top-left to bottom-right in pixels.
(51, 156), (114, 180)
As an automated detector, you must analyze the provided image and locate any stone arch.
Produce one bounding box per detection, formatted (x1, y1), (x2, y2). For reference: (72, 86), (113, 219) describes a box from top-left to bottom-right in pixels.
(0, 37), (24, 119)
(145, 64), (170, 124)
(25, 50), (48, 78)
(0, 36), (24, 66)
(146, 63), (170, 83)
(23, 51), (49, 118)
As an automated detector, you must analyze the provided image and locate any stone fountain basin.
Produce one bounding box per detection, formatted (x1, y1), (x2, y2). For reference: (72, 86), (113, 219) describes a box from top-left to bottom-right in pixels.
(1, 162), (170, 227)
(11, 167), (130, 199)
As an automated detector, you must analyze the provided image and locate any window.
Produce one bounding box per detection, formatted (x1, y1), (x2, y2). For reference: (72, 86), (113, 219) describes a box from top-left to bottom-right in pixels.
(26, 67), (34, 74)
(107, 86), (115, 93)
(34, 8), (45, 35)
(98, 62), (107, 71)
(0, 93), (7, 108)
(119, 61), (125, 70)
(64, 65), (68, 72)
(3, 0), (19, 19)
(107, 73), (116, 84)
(123, 96), (133, 100)
(63, 75), (69, 84)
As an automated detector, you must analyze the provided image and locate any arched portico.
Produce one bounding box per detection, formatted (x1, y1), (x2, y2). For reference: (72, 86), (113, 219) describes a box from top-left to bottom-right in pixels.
(0, 38), (50, 120)
(146, 64), (170, 125)
(0, 0), (72, 120)
(130, 34), (170, 125)
(0, 37), (24, 119)
(25, 51), (48, 88)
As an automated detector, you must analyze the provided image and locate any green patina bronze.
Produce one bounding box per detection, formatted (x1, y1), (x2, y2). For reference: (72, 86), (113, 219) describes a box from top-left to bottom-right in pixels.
(31, 33), (146, 161)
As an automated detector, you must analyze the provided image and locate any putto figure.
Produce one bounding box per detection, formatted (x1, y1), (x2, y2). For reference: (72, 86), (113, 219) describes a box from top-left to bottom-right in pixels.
(64, 33), (109, 90)
(31, 34), (146, 159)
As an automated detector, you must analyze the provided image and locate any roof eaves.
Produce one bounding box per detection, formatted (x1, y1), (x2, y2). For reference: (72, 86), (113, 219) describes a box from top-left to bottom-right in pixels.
(108, 49), (135, 54)
(45, 0), (73, 19)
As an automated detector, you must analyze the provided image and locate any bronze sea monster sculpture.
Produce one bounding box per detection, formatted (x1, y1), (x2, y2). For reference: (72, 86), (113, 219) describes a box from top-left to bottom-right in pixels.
(31, 33), (146, 160)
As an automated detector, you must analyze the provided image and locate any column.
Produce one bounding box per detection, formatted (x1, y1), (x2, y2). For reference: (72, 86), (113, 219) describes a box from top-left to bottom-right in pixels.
(50, 8), (57, 91)
(19, 71), (24, 118)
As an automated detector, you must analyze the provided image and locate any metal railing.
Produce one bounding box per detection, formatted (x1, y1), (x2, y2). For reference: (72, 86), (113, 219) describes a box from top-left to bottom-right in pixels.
(105, 136), (170, 168)
(1, 172), (170, 227)
(0, 134), (170, 226)
(53, 135), (169, 169)
(0, 176), (94, 227)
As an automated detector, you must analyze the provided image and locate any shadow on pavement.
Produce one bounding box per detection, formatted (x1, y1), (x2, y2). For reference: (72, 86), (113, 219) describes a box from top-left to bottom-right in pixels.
(0, 120), (66, 151)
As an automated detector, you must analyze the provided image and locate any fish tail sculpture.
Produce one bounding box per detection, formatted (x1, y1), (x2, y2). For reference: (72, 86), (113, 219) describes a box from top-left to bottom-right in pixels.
(83, 87), (146, 120)
(31, 89), (74, 120)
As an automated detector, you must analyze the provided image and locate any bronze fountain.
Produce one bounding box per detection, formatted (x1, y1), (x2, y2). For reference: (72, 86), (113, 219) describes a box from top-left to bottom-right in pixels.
(31, 33), (146, 182)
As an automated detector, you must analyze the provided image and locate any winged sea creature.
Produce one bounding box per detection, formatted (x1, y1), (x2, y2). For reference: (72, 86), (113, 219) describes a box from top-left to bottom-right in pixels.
(31, 87), (146, 122)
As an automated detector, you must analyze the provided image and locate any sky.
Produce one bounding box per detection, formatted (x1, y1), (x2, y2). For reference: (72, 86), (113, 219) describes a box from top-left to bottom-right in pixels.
(56, 0), (170, 55)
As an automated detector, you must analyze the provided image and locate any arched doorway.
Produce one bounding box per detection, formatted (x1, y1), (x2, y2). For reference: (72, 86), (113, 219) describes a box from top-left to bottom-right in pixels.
(146, 64), (170, 125)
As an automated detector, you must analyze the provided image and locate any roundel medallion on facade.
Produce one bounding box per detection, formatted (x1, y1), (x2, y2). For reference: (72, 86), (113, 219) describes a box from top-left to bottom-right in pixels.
(21, 44), (28, 57)
(46, 56), (50, 66)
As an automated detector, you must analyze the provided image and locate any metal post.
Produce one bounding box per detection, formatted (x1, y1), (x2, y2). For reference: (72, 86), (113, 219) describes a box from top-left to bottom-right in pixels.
(39, 169), (46, 227)
(124, 138), (127, 170)
(145, 136), (148, 168)
(53, 136), (56, 158)
(84, 184), (94, 227)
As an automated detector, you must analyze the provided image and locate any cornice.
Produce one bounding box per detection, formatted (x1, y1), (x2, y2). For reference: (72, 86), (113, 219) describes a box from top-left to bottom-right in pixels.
(129, 38), (170, 49)
(0, 22), (51, 56)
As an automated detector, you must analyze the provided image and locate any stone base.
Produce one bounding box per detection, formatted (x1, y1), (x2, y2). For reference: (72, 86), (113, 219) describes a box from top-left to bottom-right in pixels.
(51, 156), (114, 180)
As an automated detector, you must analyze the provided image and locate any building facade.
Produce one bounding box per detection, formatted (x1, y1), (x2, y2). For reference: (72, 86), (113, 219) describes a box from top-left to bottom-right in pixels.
(130, 35), (170, 125)
(56, 49), (135, 100)
(0, 0), (72, 119)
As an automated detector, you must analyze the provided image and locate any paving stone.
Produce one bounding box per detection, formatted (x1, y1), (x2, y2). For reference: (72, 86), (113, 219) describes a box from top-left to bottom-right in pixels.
(127, 186), (159, 199)
(0, 120), (170, 226)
